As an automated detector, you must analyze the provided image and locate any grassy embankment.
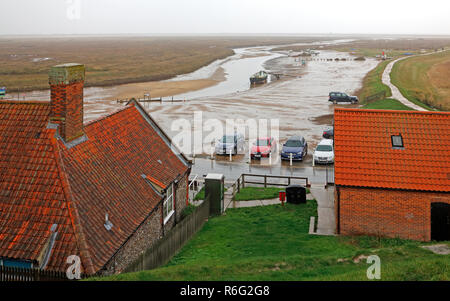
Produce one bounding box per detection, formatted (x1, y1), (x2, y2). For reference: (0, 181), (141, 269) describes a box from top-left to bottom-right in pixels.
(356, 59), (392, 102)
(355, 59), (414, 110)
(352, 56), (416, 110)
(94, 202), (449, 281)
(390, 50), (450, 111)
(0, 36), (330, 91)
(362, 99), (414, 110)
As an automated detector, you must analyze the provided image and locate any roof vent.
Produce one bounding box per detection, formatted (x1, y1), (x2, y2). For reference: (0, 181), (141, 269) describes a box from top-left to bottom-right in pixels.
(104, 213), (113, 231)
(391, 134), (404, 148)
(157, 159), (162, 164)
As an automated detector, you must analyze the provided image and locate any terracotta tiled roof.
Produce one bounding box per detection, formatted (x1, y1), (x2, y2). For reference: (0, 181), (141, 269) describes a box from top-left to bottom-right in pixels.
(59, 103), (189, 272)
(0, 102), (79, 271)
(0, 100), (190, 273)
(334, 108), (450, 192)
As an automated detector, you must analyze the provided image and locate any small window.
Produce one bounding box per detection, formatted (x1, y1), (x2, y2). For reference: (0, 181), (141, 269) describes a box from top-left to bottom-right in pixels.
(163, 184), (174, 224)
(391, 135), (404, 148)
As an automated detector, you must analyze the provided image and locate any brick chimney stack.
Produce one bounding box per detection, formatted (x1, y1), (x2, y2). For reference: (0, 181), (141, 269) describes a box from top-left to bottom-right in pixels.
(49, 63), (85, 142)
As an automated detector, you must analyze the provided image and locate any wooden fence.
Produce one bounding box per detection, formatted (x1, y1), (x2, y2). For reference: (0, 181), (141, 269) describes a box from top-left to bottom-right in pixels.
(0, 266), (69, 281)
(364, 91), (387, 103)
(230, 173), (310, 197)
(123, 197), (211, 273)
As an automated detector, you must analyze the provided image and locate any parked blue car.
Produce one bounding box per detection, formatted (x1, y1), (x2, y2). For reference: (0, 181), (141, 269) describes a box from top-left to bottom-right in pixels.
(281, 136), (308, 161)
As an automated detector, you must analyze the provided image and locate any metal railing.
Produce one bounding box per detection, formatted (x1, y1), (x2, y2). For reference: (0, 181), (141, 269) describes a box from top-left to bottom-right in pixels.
(188, 174), (204, 203)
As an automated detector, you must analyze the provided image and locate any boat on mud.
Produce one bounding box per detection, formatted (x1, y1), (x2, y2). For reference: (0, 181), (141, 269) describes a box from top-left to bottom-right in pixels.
(250, 71), (268, 85)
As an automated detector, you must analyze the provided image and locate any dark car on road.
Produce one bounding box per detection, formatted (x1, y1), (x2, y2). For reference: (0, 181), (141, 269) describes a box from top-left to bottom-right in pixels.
(322, 127), (334, 139)
(281, 136), (308, 161)
(328, 92), (358, 104)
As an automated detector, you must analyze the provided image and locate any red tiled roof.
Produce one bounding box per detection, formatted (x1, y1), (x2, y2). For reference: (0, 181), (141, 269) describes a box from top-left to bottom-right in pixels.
(59, 103), (189, 272)
(334, 108), (450, 192)
(0, 102), (79, 271)
(0, 100), (190, 273)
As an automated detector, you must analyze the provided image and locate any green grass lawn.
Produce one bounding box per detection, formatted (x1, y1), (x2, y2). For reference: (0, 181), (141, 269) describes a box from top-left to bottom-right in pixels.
(390, 51), (450, 111)
(94, 203), (449, 281)
(356, 60), (392, 103)
(362, 99), (414, 111)
(195, 186), (308, 202)
(233, 187), (305, 201)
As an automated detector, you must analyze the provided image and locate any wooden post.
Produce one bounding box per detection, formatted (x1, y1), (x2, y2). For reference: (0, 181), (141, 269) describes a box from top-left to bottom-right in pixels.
(242, 174), (245, 188)
(237, 178), (240, 193)
(264, 175), (267, 188)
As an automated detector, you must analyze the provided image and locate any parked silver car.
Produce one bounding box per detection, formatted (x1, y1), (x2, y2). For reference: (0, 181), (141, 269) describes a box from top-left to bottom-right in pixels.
(215, 133), (245, 155)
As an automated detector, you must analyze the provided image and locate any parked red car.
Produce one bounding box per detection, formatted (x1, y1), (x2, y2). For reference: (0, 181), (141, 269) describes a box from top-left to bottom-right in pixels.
(250, 137), (277, 159)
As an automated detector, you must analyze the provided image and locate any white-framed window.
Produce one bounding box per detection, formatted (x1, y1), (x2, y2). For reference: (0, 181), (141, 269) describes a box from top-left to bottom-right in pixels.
(163, 183), (174, 224)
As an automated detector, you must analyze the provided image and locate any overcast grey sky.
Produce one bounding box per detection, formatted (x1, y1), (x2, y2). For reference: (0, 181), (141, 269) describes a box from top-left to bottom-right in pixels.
(1, 0), (449, 35)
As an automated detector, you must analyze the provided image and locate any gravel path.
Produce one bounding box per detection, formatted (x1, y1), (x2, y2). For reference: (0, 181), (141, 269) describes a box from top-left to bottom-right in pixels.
(382, 49), (449, 111)
(382, 57), (427, 111)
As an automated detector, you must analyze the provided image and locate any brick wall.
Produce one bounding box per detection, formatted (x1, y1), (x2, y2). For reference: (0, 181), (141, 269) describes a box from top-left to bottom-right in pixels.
(99, 173), (189, 275)
(336, 186), (450, 241)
